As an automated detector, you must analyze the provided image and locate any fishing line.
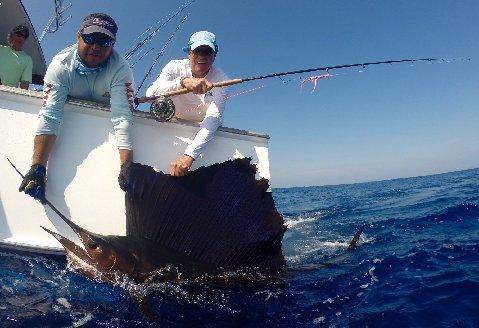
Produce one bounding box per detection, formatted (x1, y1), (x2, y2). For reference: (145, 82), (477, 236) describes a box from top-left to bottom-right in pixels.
(136, 14), (190, 98)
(277, 57), (469, 92)
(299, 73), (331, 93)
(130, 47), (155, 68)
(124, 0), (195, 60)
(173, 85), (266, 118)
(138, 58), (443, 104)
(124, 0), (196, 60)
(296, 57), (470, 93)
(224, 85), (266, 100)
(137, 57), (469, 121)
(240, 58), (440, 83)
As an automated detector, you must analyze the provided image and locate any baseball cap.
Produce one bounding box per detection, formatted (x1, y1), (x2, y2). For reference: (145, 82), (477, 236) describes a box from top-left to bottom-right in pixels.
(10, 25), (29, 39)
(81, 13), (118, 40)
(182, 31), (218, 53)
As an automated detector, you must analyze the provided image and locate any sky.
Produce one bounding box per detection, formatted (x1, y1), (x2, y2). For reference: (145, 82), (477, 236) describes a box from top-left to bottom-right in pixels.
(21, 0), (479, 188)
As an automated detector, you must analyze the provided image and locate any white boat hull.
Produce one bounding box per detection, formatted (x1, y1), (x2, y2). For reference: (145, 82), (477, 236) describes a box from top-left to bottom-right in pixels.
(0, 86), (270, 254)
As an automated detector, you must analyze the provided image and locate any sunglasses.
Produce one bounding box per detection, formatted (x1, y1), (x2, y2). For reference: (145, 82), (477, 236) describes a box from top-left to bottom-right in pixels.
(81, 33), (114, 48)
(192, 47), (215, 56)
(14, 32), (28, 39)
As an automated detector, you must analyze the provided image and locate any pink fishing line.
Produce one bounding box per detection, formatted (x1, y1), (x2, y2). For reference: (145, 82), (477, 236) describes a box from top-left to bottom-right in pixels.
(181, 85), (265, 114)
(300, 73), (331, 93)
(223, 85), (265, 101)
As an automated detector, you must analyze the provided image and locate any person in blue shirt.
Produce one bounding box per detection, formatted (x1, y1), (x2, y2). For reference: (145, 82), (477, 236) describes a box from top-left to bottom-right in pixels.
(19, 13), (135, 203)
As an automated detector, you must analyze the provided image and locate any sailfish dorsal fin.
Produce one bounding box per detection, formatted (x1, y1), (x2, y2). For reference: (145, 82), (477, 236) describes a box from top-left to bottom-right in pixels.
(123, 158), (286, 270)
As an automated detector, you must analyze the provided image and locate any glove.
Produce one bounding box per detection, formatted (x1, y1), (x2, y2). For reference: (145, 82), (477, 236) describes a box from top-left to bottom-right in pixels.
(19, 164), (47, 204)
(118, 161), (132, 192)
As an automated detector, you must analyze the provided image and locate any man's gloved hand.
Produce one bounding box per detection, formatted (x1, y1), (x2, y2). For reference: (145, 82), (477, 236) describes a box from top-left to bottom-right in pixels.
(19, 164), (47, 204)
(118, 161), (132, 192)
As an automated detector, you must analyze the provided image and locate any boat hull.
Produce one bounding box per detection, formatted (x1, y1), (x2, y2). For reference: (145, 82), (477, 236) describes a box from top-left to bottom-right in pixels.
(0, 86), (270, 253)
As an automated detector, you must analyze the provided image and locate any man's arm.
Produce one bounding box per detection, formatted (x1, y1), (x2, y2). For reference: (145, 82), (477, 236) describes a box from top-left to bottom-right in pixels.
(110, 63), (135, 163)
(19, 58), (66, 202)
(36, 56), (69, 138)
(119, 149), (133, 165)
(19, 81), (29, 90)
(20, 56), (33, 90)
(145, 60), (184, 97)
(21, 59), (69, 202)
(32, 134), (56, 165)
(170, 88), (227, 176)
(169, 109), (221, 176)
(180, 77), (213, 94)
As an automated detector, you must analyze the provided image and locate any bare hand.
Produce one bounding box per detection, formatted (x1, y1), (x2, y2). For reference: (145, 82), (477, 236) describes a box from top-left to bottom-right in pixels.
(182, 77), (213, 94)
(170, 154), (194, 176)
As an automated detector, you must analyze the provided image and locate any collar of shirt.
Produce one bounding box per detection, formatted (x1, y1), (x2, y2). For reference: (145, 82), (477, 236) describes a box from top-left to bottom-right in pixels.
(74, 52), (107, 75)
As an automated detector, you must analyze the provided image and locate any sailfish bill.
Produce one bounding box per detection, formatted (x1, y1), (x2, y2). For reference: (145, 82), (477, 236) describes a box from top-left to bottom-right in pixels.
(42, 158), (287, 283)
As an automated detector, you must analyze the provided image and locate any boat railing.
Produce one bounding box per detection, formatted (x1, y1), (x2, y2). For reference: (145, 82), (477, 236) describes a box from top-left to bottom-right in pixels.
(0, 85), (269, 140)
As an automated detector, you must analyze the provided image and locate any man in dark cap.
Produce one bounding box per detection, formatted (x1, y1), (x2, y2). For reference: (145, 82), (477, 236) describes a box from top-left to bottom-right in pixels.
(0, 25), (33, 89)
(19, 13), (135, 203)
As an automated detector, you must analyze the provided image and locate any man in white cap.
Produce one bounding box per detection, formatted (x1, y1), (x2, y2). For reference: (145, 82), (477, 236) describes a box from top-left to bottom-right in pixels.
(19, 13), (135, 203)
(146, 30), (228, 177)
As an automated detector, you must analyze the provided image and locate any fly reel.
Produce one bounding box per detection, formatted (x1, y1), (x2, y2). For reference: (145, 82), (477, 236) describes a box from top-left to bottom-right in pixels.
(150, 96), (175, 122)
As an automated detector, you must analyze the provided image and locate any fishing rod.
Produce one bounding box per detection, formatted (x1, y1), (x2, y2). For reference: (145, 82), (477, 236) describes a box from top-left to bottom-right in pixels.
(7, 158), (71, 223)
(124, 0), (196, 60)
(39, 0), (72, 42)
(135, 14), (190, 101)
(134, 57), (442, 121)
(131, 47), (154, 68)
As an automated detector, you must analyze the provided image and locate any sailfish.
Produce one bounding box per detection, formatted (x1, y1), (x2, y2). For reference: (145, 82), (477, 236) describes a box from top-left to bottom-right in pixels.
(42, 158), (287, 283)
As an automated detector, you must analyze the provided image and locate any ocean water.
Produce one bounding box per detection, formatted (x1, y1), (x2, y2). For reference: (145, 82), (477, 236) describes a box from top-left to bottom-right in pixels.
(1, 168), (478, 327)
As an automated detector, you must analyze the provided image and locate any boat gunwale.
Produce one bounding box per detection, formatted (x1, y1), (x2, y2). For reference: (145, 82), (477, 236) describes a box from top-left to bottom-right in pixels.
(0, 85), (270, 140)
(0, 240), (66, 261)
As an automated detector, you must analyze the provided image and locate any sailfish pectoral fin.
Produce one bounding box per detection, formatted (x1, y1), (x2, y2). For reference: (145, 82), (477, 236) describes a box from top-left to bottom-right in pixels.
(129, 291), (157, 321)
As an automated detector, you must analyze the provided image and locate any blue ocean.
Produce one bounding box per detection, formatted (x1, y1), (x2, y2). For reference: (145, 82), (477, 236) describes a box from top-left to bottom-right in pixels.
(1, 168), (478, 327)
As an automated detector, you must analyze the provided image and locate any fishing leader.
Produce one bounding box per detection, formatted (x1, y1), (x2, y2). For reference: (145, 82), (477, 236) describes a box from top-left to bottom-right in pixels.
(19, 13), (135, 203)
(145, 31), (228, 176)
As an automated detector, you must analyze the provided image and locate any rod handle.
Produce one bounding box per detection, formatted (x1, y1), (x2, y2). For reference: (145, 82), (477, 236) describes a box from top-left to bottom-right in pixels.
(163, 78), (244, 97)
(134, 78), (244, 104)
(212, 78), (244, 88)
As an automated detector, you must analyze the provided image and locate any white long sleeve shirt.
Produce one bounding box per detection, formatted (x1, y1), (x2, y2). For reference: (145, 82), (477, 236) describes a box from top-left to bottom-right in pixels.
(145, 59), (228, 159)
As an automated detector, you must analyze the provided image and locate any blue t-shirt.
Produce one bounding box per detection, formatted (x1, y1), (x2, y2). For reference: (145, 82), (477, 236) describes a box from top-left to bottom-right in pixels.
(36, 44), (135, 149)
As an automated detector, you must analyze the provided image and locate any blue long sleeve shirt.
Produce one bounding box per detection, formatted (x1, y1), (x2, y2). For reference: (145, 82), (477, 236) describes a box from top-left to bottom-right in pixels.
(36, 44), (135, 150)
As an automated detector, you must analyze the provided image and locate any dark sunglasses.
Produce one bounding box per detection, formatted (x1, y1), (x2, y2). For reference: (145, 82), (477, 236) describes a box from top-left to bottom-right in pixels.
(192, 47), (215, 56)
(14, 32), (28, 39)
(81, 33), (114, 48)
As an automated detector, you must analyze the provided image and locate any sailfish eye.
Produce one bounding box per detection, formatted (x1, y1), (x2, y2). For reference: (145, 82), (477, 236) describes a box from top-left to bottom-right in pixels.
(87, 239), (99, 249)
